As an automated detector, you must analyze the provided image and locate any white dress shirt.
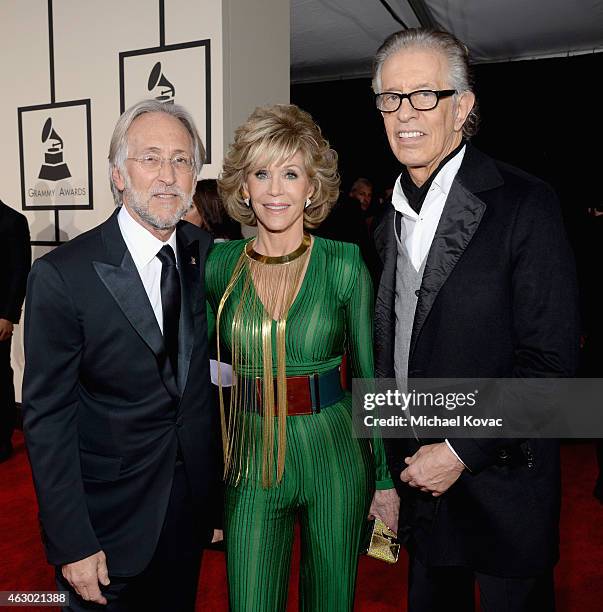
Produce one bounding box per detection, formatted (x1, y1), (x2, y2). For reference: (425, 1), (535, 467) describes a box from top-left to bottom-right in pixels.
(117, 205), (179, 334)
(391, 145), (466, 271)
(391, 145), (469, 467)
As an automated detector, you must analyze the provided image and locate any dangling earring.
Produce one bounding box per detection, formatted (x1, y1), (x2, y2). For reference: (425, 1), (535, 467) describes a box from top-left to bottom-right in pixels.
(304, 197), (311, 209)
(244, 197), (251, 208)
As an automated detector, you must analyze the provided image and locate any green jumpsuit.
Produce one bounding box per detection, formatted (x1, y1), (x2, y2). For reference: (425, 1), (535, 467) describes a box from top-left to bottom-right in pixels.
(206, 236), (393, 611)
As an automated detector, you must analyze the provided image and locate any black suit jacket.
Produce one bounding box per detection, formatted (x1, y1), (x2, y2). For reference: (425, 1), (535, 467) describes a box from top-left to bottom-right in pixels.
(23, 209), (219, 576)
(0, 200), (31, 323)
(374, 145), (579, 576)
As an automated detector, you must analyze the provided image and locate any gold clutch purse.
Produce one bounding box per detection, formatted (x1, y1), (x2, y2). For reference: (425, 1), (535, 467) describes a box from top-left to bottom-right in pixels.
(363, 519), (400, 564)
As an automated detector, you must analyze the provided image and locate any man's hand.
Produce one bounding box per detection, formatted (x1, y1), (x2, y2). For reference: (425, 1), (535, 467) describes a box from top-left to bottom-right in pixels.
(400, 442), (465, 497)
(61, 550), (110, 605)
(0, 319), (13, 342)
(368, 488), (400, 535)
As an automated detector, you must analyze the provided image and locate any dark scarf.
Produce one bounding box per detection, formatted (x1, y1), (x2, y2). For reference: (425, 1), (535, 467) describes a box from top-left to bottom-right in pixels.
(399, 140), (466, 215)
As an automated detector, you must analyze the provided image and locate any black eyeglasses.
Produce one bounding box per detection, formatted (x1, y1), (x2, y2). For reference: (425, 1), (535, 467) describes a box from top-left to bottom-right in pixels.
(375, 89), (457, 112)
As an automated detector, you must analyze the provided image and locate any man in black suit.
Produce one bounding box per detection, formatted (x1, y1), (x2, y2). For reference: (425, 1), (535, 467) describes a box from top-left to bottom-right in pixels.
(23, 100), (219, 611)
(0, 199), (30, 462)
(371, 29), (579, 611)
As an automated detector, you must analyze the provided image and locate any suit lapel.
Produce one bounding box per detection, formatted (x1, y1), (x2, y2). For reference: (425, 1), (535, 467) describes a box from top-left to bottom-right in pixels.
(410, 183), (485, 356)
(410, 146), (503, 357)
(176, 227), (202, 392)
(93, 210), (180, 400)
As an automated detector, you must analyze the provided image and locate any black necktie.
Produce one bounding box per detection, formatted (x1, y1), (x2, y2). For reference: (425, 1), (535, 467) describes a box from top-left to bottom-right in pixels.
(156, 244), (181, 377)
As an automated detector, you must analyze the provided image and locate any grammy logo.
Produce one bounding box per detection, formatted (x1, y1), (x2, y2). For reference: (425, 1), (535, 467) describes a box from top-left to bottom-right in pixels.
(148, 62), (176, 104)
(38, 117), (71, 181)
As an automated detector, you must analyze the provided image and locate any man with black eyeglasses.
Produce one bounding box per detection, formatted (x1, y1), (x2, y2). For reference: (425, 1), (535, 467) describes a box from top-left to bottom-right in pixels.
(371, 29), (579, 612)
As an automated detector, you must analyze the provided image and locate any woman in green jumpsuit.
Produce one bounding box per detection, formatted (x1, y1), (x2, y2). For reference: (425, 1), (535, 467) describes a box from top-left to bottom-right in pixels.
(207, 104), (398, 611)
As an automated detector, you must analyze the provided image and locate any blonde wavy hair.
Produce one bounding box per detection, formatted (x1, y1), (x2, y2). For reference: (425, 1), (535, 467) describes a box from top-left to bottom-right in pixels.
(218, 104), (340, 228)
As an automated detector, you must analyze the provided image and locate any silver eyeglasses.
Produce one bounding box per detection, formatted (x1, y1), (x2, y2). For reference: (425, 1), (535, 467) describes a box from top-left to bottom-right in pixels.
(126, 153), (195, 174)
(375, 89), (456, 112)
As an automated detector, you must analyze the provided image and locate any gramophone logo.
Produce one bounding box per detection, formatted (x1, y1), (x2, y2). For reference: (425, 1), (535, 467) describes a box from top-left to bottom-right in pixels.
(119, 40), (210, 160)
(148, 62), (175, 104)
(38, 117), (71, 181)
(19, 99), (92, 209)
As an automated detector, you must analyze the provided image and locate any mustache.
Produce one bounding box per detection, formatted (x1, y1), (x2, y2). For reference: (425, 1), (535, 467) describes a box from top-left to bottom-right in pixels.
(148, 186), (188, 197)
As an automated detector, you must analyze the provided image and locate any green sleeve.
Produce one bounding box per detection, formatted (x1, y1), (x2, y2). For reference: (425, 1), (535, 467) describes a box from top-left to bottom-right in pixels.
(205, 245), (218, 344)
(372, 438), (394, 489)
(206, 299), (216, 344)
(343, 247), (394, 490)
(204, 239), (248, 355)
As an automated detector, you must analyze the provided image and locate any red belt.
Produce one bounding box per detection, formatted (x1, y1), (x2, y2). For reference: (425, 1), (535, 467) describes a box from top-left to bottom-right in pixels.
(244, 367), (344, 416)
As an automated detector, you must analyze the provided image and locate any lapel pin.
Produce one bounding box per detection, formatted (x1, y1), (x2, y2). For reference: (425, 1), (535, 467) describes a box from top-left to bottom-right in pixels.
(190, 256), (197, 265)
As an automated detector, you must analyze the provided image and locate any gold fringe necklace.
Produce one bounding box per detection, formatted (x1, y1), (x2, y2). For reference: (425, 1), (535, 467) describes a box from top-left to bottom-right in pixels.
(216, 234), (312, 487)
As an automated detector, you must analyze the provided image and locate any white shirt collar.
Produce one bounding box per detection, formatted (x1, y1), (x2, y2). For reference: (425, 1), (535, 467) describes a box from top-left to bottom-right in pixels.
(117, 205), (179, 269)
(391, 144), (466, 219)
(391, 175), (418, 220)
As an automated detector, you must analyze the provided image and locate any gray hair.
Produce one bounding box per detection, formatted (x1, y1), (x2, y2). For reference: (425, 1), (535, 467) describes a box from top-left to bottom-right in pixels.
(350, 177), (373, 192)
(108, 99), (205, 205)
(372, 28), (479, 138)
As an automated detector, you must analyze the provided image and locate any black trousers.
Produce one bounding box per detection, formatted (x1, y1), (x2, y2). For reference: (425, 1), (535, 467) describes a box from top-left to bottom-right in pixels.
(408, 556), (555, 612)
(0, 337), (16, 448)
(57, 461), (209, 612)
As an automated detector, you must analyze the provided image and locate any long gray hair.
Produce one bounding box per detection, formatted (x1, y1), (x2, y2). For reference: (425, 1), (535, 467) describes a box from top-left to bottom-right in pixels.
(372, 28), (479, 138)
(108, 99), (205, 205)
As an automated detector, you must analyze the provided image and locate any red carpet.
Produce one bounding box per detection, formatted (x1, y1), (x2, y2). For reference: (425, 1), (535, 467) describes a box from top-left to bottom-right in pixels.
(1, 432), (601, 611)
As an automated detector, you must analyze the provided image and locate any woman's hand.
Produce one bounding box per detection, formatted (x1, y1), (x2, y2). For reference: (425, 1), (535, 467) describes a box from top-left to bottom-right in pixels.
(211, 529), (224, 544)
(368, 488), (400, 535)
